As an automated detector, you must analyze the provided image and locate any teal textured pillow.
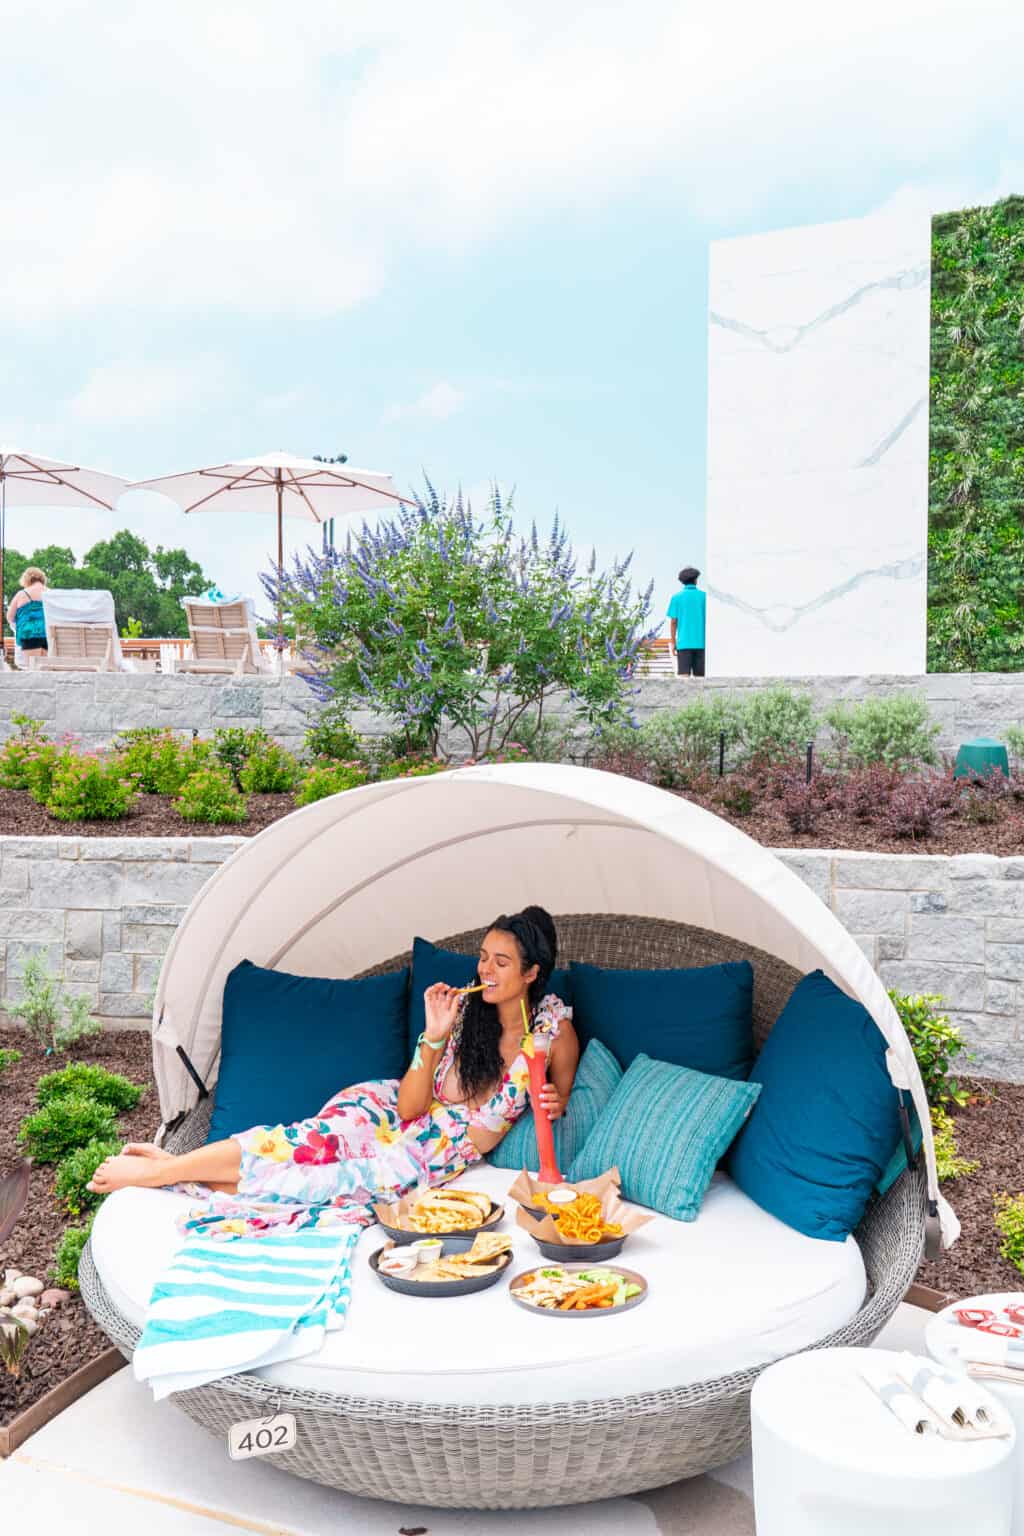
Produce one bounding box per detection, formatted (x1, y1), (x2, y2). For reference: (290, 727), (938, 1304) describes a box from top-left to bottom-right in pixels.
(568, 1054), (761, 1222)
(489, 1038), (623, 1173)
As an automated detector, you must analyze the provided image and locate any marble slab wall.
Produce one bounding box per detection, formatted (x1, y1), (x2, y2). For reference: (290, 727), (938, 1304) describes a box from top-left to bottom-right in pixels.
(705, 211), (932, 676)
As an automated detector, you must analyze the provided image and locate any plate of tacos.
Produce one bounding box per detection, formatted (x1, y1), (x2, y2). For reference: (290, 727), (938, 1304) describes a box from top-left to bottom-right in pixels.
(370, 1231), (514, 1298)
(375, 1187), (504, 1244)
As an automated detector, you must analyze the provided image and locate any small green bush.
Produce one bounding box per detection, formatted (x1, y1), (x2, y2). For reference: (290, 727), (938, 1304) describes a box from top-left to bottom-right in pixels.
(116, 729), (211, 795)
(630, 696), (744, 788)
(380, 756), (447, 781)
(302, 710), (362, 763)
(212, 726), (272, 785)
(45, 752), (137, 822)
(238, 739), (300, 793)
(0, 714), (50, 789)
(175, 765), (248, 824)
(995, 1192), (1024, 1276)
(1006, 724), (1024, 766)
(720, 780), (755, 817)
(18, 1094), (117, 1164)
(0, 1048), (21, 1071)
(931, 1105), (979, 1183)
(888, 990), (971, 1106)
(738, 687), (819, 766)
(37, 1063), (142, 1114)
(7, 953), (101, 1054)
(826, 694), (939, 769)
(295, 761), (368, 807)
(51, 1214), (95, 1293)
(54, 1137), (121, 1217)
(23, 739), (62, 804)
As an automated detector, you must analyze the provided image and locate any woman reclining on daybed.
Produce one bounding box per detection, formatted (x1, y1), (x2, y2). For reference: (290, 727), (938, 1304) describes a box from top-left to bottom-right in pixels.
(88, 906), (578, 1226)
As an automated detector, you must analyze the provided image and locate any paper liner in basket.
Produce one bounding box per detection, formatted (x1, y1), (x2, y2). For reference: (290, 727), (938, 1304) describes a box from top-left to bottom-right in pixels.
(371, 1187), (497, 1233)
(508, 1167), (654, 1245)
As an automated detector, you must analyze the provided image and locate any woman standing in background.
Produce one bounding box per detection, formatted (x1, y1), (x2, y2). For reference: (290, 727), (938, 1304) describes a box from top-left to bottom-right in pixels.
(7, 566), (48, 666)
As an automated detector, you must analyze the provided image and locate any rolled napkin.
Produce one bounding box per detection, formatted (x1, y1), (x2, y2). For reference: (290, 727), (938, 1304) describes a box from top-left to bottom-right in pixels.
(893, 1353), (1001, 1435)
(858, 1357), (941, 1437)
(944, 1325), (1024, 1369)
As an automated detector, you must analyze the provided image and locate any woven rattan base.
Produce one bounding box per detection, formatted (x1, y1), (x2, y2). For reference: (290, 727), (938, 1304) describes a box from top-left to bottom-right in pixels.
(80, 915), (927, 1507)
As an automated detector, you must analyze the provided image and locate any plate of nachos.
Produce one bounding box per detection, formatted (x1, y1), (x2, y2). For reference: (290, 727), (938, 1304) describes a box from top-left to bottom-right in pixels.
(370, 1231), (514, 1298)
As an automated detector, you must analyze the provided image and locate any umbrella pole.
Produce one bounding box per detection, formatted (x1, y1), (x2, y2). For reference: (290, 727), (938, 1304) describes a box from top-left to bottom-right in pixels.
(0, 474), (6, 663)
(276, 472), (284, 646)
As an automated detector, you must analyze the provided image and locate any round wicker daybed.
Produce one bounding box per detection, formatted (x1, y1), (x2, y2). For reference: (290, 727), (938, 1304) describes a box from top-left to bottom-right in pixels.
(80, 763), (957, 1509)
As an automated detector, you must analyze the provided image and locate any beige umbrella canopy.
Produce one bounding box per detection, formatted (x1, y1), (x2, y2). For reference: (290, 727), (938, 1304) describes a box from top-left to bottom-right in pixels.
(129, 451), (413, 636)
(0, 448), (128, 621)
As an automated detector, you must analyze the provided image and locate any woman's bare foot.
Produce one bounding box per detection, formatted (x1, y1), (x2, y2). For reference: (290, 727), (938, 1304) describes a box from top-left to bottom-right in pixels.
(87, 1153), (175, 1193)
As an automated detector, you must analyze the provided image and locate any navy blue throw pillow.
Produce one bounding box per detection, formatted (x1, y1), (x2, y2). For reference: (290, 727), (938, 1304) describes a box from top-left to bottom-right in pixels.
(568, 959), (755, 1080)
(727, 969), (903, 1242)
(407, 936), (573, 1052)
(207, 959), (409, 1142)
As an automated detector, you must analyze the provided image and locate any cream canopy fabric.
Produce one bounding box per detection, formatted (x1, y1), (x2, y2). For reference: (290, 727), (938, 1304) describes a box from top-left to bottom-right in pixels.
(152, 763), (957, 1246)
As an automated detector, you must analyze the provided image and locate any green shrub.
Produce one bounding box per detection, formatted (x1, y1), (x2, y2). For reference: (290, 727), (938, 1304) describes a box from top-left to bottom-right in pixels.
(888, 990), (971, 1106)
(7, 953), (101, 1054)
(295, 761), (368, 807)
(738, 687), (819, 766)
(23, 739), (62, 804)
(115, 729), (211, 795)
(0, 713), (50, 789)
(302, 710), (362, 763)
(175, 765), (248, 824)
(626, 696), (744, 788)
(995, 1192), (1024, 1277)
(238, 739), (300, 793)
(18, 1094), (117, 1164)
(45, 752), (137, 822)
(37, 1063), (142, 1114)
(1007, 724), (1024, 767)
(54, 1137), (121, 1217)
(51, 1214), (95, 1293)
(0, 1048), (21, 1071)
(212, 726), (270, 785)
(931, 1105), (979, 1183)
(380, 755), (447, 781)
(826, 694), (939, 769)
(719, 780), (755, 817)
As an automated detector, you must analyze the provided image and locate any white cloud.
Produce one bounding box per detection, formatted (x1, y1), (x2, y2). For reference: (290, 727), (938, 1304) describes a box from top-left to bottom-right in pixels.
(0, 0), (1019, 325)
(383, 381), (467, 424)
(69, 356), (234, 426)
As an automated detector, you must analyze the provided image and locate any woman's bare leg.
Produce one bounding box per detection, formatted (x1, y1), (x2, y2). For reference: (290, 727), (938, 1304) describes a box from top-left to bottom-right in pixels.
(87, 1138), (243, 1194)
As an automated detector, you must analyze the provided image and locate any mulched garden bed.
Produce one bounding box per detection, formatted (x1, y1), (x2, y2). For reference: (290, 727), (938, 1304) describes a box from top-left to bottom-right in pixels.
(0, 781), (1020, 852)
(0, 788), (295, 838)
(0, 1027), (157, 1426)
(917, 1077), (1024, 1300)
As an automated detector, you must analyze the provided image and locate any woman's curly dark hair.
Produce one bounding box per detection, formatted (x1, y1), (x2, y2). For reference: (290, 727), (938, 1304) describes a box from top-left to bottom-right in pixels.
(453, 906), (558, 1104)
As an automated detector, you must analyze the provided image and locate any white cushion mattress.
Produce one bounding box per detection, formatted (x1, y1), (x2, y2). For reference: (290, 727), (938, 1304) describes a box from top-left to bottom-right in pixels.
(90, 1163), (866, 1406)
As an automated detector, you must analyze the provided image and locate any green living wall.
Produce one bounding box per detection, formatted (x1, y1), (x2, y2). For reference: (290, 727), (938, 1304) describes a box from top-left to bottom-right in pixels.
(928, 196), (1024, 671)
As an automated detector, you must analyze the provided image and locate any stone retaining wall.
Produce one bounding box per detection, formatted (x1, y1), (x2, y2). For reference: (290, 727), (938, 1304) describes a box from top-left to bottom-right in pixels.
(2, 670), (1024, 758)
(0, 835), (1020, 1082)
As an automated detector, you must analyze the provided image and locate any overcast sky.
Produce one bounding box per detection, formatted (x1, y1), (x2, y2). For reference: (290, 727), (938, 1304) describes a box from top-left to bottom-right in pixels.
(1, 0), (1021, 622)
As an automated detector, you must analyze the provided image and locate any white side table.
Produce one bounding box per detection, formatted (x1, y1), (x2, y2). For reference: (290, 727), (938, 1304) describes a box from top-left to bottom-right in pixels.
(751, 1345), (1014, 1536)
(926, 1293), (1024, 1536)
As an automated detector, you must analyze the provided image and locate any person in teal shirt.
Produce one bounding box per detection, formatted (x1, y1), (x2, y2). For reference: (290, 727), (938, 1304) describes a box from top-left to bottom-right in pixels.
(666, 566), (706, 676)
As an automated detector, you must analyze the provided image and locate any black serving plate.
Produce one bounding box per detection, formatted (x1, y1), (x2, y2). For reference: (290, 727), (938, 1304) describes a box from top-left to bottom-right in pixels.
(377, 1200), (504, 1245)
(530, 1232), (627, 1263)
(370, 1234), (512, 1298)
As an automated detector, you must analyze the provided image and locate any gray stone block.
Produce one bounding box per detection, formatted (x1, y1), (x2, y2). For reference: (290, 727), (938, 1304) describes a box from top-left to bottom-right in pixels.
(986, 945), (1024, 982)
(98, 992), (153, 1019)
(849, 933), (877, 965)
(65, 910), (103, 959)
(907, 915), (985, 965)
(133, 955), (163, 994)
(878, 962), (986, 1011)
(122, 923), (173, 955)
(187, 839), (244, 864)
(121, 863), (214, 905)
(212, 686), (262, 719)
(832, 889), (909, 931)
(877, 935), (905, 962)
(80, 838), (189, 862)
(954, 882), (1024, 917)
(985, 980), (1017, 1015)
(2, 838), (61, 860)
(910, 892), (948, 914)
(947, 855), (1004, 881)
(0, 909), (64, 942)
(102, 912), (122, 953)
(31, 861), (123, 910)
(1003, 860), (1024, 881)
(122, 904), (187, 926)
(833, 854), (947, 892)
(58, 841), (80, 860)
(100, 952), (134, 993)
(776, 852), (831, 904)
(986, 918), (1024, 944)
(65, 959), (100, 983)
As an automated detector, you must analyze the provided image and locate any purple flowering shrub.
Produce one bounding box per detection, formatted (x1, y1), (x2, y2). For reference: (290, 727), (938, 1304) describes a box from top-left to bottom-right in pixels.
(881, 770), (959, 840)
(264, 484), (655, 760)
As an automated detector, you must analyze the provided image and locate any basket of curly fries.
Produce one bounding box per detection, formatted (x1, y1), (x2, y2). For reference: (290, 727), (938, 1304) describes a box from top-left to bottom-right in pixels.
(508, 1167), (653, 1262)
(372, 1186), (504, 1244)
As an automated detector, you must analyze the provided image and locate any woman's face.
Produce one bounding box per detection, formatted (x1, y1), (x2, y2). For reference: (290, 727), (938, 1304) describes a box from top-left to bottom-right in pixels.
(478, 928), (538, 1008)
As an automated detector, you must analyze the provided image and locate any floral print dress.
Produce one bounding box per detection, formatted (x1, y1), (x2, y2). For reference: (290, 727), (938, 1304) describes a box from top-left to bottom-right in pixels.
(179, 993), (570, 1240)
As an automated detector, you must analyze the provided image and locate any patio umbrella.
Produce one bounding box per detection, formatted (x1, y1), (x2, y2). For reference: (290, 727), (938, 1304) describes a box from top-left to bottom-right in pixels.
(129, 451), (413, 638)
(0, 448), (127, 634)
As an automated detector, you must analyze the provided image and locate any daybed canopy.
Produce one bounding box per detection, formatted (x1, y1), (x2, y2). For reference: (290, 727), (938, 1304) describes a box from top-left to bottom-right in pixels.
(152, 763), (957, 1246)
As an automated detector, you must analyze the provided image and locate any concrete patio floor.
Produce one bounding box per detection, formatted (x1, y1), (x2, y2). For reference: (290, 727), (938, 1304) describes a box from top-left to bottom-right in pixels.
(0, 1303), (930, 1534)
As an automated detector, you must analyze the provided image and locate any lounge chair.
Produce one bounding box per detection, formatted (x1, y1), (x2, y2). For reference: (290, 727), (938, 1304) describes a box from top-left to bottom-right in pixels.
(173, 598), (270, 677)
(37, 589), (130, 672)
(81, 765), (952, 1510)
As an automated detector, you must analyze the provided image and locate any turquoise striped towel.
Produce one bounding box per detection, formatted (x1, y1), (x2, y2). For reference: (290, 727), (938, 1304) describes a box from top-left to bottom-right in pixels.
(133, 1225), (359, 1401)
